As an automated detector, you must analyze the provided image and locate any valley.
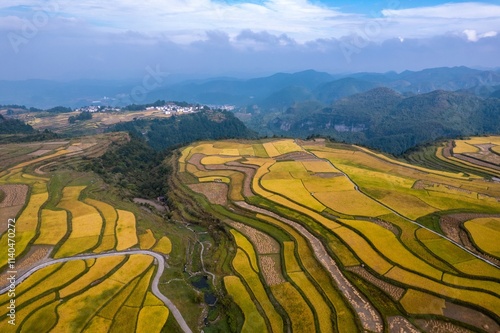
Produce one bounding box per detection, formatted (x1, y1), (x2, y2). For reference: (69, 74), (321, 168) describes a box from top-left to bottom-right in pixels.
(0, 102), (499, 332)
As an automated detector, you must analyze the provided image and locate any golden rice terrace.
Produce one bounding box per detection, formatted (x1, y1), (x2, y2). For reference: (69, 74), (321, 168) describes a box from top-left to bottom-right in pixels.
(1, 135), (499, 332)
(175, 137), (500, 333)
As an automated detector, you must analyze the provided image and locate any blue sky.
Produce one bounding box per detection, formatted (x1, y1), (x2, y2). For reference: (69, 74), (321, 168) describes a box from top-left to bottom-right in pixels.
(0, 1), (499, 80)
(316, 0), (500, 13)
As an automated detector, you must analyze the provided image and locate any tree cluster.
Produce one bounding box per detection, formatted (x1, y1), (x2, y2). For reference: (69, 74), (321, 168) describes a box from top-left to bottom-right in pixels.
(123, 100), (167, 111)
(111, 110), (256, 151)
(90, 134), (171, 198)
(0, 114), (34, 134)
(47, 106), (72, 113)
(68, 111), (92, 123)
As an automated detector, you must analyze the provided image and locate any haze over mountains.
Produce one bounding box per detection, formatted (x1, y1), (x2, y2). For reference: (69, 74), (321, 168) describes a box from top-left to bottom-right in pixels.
(3, 66), (500, 155)
(1, 66), (500, 109)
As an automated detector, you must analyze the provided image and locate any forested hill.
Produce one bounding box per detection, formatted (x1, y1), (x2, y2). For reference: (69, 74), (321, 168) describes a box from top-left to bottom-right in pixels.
(264, 88), (500, 155)
(0, 114), (34, 134)
(111, 110), (256, 150)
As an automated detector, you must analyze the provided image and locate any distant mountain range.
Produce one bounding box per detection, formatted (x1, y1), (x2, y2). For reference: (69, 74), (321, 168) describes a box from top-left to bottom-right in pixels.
(1, 66), (500, 108)
(2, 66), (500, 155)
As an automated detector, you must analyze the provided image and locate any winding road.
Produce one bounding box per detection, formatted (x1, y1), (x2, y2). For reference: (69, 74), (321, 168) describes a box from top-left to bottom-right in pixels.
(0, 250), (193, 333)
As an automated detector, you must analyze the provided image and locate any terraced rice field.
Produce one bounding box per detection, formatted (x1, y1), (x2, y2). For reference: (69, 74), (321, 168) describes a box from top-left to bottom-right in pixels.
(231, 229), (260, 272)
(0, 135), (180, 333)
(3, 134), (499, 333)
(152, 236), (172, 254)
(138, 229), (157, 250)
(224, 276), (267, 333)
(463, 217), (500, 258)
(0, 254), (169, 332)
(178, 138), (500, 333)
(115, 209), (138, 251)
(231, 248), (284, 333)
(56, 186), (103, 257)
(35, 209), (68, 245)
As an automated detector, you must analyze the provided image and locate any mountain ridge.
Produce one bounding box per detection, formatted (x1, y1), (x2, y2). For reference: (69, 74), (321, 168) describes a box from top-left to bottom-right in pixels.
(2, 66), (500, 108)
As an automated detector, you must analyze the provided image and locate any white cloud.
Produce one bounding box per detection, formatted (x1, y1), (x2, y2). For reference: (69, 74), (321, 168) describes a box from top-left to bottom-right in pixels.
(482, 31), (498, 38)
(0, 1), (499, 45)
(464, 29), (479, 42)
(0, 0), (362, 42)
(381, 2), (500, 19)
(379, 2), (500, 40)
(463, 29), (498, 42)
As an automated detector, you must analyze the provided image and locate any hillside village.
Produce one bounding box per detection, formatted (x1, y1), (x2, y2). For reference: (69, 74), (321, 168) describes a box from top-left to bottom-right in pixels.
(74, 105), (121, 113)
(145, 103), (203, 114)
(75, 102), (235, 115)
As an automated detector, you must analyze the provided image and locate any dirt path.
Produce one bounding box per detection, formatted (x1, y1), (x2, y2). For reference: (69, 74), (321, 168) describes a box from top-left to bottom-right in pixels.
(0, 250), (192, 333)
(235, 201), (384, 333)
(133, 198), (166, 212)
(34, 161), (56, 175)
(199, 241), (217, 284)
(181, 223), (218, 288)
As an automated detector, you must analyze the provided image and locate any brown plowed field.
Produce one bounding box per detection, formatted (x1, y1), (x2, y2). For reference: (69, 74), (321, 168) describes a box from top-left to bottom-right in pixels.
(456, 154), (500, 172)
(0, 184), (29, 233)
(464, 144), (500, 165)
(443, 301), (500, 333)
(347, 266), (404, 301)
(388, 316), (420, 333)
(188, 183), (228, 205)
(260, 255), (285, 286)
(229, 221), (280, 254)
(415, 319), (475, 333)
(0, 245), (52, 288)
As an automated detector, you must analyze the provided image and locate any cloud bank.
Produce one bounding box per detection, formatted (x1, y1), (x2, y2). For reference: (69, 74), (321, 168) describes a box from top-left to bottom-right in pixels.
(0, 1), (498, 79)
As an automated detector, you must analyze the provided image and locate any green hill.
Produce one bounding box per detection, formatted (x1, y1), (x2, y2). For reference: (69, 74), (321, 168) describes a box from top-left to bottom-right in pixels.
(111, 109), (257, 151)
(263, 88), (500, 155)
(0, 114), (34, 134)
